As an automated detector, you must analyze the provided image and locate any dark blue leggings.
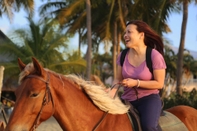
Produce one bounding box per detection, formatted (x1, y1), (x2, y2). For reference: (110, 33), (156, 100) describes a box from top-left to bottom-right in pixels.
(130, 94), (162, 131)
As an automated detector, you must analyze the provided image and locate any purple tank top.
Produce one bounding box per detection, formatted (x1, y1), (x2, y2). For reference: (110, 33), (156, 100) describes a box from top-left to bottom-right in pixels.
(117, 49), (166, 101)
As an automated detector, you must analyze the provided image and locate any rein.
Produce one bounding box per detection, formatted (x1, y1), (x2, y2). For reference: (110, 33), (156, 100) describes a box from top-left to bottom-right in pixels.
(110, 83), (122, 99)
(92, 83), (122, 131)
(25, 73), (54, 131)
(92, 111), (108, 131)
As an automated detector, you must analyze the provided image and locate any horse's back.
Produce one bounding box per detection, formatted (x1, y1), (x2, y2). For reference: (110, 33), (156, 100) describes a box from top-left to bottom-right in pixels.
(159, 111), (188, 131)
(166, 105), (197, 131)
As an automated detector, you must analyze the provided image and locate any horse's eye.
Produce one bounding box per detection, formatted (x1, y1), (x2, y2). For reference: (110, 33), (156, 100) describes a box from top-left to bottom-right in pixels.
(30, 93), (38, 97)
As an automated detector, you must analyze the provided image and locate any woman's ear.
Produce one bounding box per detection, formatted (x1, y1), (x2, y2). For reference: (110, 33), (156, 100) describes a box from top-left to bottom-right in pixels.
(140, 32), (144, 38)
(140, 32), (144, 39)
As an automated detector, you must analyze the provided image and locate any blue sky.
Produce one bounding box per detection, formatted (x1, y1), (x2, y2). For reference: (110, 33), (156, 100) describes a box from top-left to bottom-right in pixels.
(0, 2), (197, 54)
(163, 3), (197, 52)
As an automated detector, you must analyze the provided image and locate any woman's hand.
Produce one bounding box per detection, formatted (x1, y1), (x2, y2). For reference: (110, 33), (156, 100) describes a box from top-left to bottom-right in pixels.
(105, 88), (110, 93)
(121, 78), (138, 88)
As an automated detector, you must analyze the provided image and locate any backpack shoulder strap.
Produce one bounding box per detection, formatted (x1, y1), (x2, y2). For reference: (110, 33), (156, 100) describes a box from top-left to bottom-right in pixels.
(146, 47), (164, 97)
(120, 48), (129, 66)
(146, 47), (153, 76)
(121, 47), (153, 75)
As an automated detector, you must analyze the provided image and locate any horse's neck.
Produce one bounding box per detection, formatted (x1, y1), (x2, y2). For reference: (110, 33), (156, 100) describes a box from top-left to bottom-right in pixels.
(51, 78), (104, 130)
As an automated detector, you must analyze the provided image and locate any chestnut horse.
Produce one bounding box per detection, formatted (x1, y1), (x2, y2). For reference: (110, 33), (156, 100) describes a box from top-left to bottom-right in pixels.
(5, 57), (197, 131)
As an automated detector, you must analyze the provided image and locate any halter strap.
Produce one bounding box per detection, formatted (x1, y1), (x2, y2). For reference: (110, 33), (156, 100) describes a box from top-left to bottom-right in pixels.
(25, 73), (54, 131)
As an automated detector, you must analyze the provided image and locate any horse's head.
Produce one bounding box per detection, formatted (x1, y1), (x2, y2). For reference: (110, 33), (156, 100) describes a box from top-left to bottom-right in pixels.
(6, 57), (54, 131)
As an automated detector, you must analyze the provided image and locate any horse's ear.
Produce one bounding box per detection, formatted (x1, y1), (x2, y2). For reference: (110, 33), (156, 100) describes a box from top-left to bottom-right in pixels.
(18, 58), (26, 71)
(32, 57), (45, 76)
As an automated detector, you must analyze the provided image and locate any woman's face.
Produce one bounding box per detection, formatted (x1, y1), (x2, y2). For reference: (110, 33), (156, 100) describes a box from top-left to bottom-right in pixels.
(124, 24), (142, 48)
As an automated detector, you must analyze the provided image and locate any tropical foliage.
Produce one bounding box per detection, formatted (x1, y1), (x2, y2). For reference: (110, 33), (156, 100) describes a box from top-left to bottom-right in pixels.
(0, 0), (34, 21)
(0, 0), (197, 98)
(38, 0), (181, 79)
(0, 18), (86, 87)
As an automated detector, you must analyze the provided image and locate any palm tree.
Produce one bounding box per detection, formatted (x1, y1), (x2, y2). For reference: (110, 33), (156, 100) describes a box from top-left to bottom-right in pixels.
(0, 18), (86, 87)
(39, 0), (118, 77)
(0, 0), (34, 22)
(39, 0), (93, 78)
(39, 0), (86, 52)
(176, 0), (189, 95)
(85, 0), (92, 80)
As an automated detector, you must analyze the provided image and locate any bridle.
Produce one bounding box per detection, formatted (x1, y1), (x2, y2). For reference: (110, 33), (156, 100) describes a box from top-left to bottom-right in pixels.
(25, 72), (54, 131)
(23, 74), (122, 131)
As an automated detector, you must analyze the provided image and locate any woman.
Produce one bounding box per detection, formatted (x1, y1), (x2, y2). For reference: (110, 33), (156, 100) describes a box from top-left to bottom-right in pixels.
(110, 20), (166, 131)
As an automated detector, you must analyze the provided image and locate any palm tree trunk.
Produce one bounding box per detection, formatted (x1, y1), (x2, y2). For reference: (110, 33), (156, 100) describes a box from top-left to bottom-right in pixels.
(113, 22), (118, 79)
(78, 30), (82, 56)
(176, 0), (188, 95)
(117, 32), (121, 55)
(85, 0), (92, 80)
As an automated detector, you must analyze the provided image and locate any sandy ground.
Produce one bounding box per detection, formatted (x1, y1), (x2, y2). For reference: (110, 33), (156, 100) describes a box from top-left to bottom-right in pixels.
(36, 117), (63, 131)
(0, 111), (63, 131)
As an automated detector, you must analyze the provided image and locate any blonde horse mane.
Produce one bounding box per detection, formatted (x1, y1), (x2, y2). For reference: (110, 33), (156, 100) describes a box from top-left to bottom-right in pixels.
(65, 74), (130, 114)
(18, 63), (129, 114)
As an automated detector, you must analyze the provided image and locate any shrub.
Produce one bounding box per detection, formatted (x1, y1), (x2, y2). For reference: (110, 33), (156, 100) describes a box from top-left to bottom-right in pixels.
(163, 89), (197, 109)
